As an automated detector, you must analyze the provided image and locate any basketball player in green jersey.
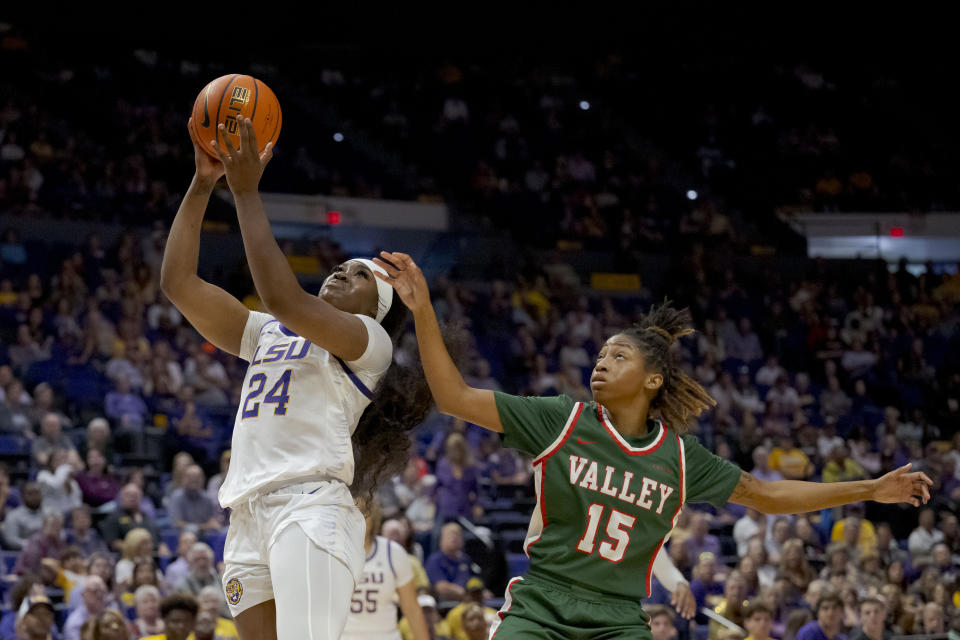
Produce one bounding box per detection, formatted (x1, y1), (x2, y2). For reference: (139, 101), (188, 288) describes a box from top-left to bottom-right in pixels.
(372, 251), (933, 640)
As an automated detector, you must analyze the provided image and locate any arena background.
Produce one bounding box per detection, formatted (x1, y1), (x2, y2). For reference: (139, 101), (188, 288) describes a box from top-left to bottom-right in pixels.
(0, 8), (958, 640)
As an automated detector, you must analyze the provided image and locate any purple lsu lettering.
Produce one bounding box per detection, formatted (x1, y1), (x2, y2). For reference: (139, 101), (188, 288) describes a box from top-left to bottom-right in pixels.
(250, 339), (311, 366)
(568, 455), (675, 515)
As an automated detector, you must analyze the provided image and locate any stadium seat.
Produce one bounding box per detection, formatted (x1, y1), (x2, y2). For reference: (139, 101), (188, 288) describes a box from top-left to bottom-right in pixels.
(506, 552), (529, 577)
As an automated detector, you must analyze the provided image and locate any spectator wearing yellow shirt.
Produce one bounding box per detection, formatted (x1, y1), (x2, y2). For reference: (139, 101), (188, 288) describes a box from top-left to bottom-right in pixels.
(197, 585), (238, 638)
(830, 513), (877, 557)
(444, 578), (499, 640)
(822, 446), (867, 484)
(400, 594), (452, 640)
(142, 594), (198, 640)
(769, 435), (814, 480)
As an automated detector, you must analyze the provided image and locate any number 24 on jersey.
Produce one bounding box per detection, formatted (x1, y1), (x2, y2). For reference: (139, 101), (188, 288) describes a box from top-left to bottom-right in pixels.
(241, 369), (292, 419)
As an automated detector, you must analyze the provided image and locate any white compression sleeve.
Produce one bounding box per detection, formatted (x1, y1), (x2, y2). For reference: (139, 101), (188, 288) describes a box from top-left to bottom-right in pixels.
(652, 546), (688, 592)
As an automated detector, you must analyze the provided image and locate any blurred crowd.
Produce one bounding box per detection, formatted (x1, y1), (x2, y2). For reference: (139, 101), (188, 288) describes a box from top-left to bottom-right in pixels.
(1, 18), (960, 640)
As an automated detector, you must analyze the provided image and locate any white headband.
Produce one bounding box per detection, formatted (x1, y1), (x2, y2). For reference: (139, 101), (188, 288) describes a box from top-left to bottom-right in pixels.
(350, 259), (393, 323)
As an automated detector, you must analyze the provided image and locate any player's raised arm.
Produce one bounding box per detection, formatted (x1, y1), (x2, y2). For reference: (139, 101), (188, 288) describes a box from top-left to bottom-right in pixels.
(373, 251), (503, 433)
(728, 463), (933, 514)
(211, 117), (372, 361)
(159, 119), (251, 357)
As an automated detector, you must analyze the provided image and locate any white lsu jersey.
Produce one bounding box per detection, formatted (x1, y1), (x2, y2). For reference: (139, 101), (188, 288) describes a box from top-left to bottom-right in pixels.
(218, 311), (392, 509)
(341, 536), (414, 639)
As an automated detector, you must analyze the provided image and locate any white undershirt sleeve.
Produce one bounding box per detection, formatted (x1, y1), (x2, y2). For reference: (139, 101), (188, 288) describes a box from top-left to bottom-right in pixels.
(652, 546), (688, 592)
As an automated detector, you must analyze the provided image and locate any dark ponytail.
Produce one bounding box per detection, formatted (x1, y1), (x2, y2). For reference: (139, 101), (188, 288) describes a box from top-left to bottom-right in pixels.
(350, 303), (463, 500)
(622, 299), (716, 434)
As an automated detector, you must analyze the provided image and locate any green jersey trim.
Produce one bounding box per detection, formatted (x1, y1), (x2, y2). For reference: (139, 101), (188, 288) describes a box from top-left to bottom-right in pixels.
(525, 402), (586, 555)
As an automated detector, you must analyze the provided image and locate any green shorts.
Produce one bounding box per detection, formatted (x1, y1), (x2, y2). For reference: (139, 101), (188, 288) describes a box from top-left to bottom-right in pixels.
(490, 571), (652, 640)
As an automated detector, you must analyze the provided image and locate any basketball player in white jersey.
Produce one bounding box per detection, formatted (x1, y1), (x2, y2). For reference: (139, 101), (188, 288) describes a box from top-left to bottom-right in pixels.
(162, 119), (433, 640)
(342, 500), (429, 640)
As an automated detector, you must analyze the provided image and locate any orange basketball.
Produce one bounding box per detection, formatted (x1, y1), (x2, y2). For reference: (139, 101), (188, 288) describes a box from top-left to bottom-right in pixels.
(190, 74), (282, 159)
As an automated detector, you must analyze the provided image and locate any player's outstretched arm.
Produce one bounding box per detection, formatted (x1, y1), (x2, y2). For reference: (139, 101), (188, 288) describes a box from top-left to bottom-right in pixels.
(373, 251), (504, 433)
(729, 463), (933, 514)
(211, 117), (372, 361)
(160, 119), (251, 357)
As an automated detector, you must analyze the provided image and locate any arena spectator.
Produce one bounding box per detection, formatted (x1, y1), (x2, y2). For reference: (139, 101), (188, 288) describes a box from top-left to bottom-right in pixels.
(434, 433), (482, 525)
(920, 602), (945, 636)
(847, 596), (888, 640)
(398, 594), (451, 640)
(62, 575), (112, 640)
(13, 512), (65, 576)
(195, 585), (237, 636)
(2, 482), (44, 550)
(73, 448), (120, 508)
(750, 447), (783, 483)
(152, 594), (199, 640)
(444, 577), (498, 640)
(907, 508), (944, 558)
(821, 446), (868, 484)
(425, 523), (476, 601)
(64, 505), (107, 556)
(167, 464), (220, 534)
(649, 605), (678, 640)
(13, 595), (56, 640)
(743, 600), (774, 640)
(733, 509), (765, 557)
(794, 592), (846, 640)
(173, 543), (220, 598)
(30, 411), (76, 466)
(114, 528), (156, 589)
(80, 417), (113, 461)
(769, 435), (814, 480)
(129, 585), (164, 638)
(68, 552), (117, 611)
(103, 376), (148, 429)
(163, 531), (198, 592)
(98, 483), (161, 552)
(687, 513), (722, 565)
(709, 571), (748, 640)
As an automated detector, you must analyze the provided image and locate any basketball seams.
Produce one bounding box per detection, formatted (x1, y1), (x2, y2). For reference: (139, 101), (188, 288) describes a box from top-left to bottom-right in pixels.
(214, 74), (239, 143)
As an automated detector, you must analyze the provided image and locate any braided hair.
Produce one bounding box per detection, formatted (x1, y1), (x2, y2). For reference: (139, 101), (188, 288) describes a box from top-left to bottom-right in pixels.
(622, 299), (716, 434)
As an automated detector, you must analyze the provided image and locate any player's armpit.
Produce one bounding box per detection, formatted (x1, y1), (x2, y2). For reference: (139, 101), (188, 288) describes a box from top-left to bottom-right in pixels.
(728, 470), (765, 510)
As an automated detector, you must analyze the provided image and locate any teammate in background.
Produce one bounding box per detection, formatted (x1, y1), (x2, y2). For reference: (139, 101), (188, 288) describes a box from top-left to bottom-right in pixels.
(161, 120), (432, 640)
(373, 251), (933, 640)
(341, 500), (428, 640)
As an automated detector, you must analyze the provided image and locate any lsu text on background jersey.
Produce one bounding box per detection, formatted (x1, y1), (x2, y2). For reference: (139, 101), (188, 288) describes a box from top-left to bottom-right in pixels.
(218, 311), (392, 509)
(340, 536), (414, 640)
(494, 392), (742, 602)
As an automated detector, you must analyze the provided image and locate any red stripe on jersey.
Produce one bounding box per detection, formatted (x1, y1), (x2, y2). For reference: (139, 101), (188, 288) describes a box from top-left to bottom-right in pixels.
(597, 404), (668, 456)
(644, 433), (687, 595)
(525, 403), (585, 555)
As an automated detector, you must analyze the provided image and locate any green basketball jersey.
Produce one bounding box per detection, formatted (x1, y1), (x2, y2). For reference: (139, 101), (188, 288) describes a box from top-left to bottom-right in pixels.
(495, 392), (742, 602)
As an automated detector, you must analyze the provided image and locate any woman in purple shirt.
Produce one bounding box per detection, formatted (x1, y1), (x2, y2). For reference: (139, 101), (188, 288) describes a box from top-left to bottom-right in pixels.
(434, 432), (481, 523)
(75, 448), (121, 507)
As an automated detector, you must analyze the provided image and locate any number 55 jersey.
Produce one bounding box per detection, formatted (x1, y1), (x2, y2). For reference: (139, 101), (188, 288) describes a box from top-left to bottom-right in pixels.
(341, 536), (414, 640)
(218, 310), (393, 509)
(494, 392), (742, 601)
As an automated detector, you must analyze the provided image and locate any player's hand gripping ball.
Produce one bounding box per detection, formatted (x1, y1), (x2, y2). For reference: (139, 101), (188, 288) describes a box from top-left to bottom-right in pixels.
(190, 74), (281, 158)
